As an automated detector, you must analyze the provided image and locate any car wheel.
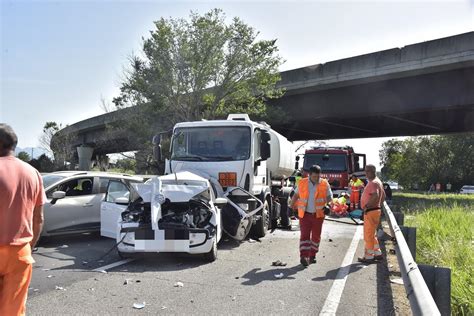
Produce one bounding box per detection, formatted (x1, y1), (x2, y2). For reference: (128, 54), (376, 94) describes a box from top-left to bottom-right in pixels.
(204, 237), (217, 262)
(251, 200), (269, 239)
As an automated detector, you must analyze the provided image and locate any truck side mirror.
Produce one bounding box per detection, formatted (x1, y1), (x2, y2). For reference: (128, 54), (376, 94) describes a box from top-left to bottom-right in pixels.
(260, 130), (271, 161)
(152, 134), (162, 162)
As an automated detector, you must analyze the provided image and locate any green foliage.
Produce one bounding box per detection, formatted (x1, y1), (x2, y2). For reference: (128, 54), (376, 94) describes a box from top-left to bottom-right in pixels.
(40, 121), (75, 169)
(17, 151), (31, 162)
(380, 134), (474, 190)
(110, 9), (283, 137)
(114, 158), (137, 174)
(29, 154), (55, 172)
(406, 205), (474, 315)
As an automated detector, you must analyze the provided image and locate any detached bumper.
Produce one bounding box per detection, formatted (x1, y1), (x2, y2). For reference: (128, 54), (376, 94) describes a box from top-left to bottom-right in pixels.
(117, 223), (214, 254)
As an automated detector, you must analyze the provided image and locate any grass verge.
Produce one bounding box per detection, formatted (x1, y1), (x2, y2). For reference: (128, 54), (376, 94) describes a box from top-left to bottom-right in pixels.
(405, 205), (473, 315)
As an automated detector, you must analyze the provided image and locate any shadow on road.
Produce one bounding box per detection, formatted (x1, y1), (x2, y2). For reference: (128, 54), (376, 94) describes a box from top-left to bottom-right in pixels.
(311, 262), (367, 282)
(376, 232), (396, 315)
(240, 265), (306, 286)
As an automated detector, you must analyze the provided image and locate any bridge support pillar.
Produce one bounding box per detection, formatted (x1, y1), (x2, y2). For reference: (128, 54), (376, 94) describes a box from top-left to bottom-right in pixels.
(77, 146), (94, 170)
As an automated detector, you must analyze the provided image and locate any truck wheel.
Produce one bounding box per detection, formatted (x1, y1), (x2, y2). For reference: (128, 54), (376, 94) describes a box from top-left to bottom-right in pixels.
(204, 237), (217, 262)
(251, 200), (269, 238)
(280, 198), (291, 228)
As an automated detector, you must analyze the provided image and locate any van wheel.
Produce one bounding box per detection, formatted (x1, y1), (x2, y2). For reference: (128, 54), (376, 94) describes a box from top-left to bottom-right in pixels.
(280, 198), (291, 228)
(204, 237), (217, 262)
(251, 200), (269, 239)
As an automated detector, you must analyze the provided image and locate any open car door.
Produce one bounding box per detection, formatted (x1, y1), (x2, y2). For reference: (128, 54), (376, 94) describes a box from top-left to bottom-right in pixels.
(100, 180), (131, 238)
(222, 187), (263, 241)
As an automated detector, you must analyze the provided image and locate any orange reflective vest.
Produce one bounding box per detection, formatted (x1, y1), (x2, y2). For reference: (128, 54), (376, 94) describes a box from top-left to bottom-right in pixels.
(295, 178), (330, 219)
(350, 178), (364, 192)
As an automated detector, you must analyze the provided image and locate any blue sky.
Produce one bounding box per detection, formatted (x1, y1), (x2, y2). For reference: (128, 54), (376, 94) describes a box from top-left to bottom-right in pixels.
(1, 0), (473, 166)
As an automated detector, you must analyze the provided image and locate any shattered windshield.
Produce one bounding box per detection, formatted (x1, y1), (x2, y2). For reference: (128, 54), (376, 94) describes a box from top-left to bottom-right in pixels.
(171, 126), (251, 161)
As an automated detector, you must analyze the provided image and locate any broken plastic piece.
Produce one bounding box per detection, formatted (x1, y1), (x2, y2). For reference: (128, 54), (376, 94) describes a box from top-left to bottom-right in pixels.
(97, 270), (107, 274)
(390, 278), (404, 285)
(59, 245), (69, 248)
(133, 302), (146, 309)
(55, 286), (66, 291)
(161, 306), (167, 310)
(271, 260), (287, 267)
(33, 289), (39, 292)
(47, 275), (54, 278)
(274, 273), (284, 279)
(174, 282), (184, 287)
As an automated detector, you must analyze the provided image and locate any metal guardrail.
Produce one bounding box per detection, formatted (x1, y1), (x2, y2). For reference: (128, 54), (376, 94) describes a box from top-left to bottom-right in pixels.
(382, 201), (441, 316)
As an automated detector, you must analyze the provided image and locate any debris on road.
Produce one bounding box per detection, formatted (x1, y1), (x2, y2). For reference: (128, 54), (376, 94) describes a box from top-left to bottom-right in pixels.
(55, 286), (66, 291)
(59, 245), (69, 249)
(390, 278), (404, 285)
(41, 268), (51, 271)
(97, 270), (107, 274)
(123, 279), (131, 285)
(82, 261), (88, 265)
(274, 273), (284, 279)
(87, 288), (95, 292)
(389, 249), (396, 255)
(328, 239), (333, 242)
(272, 260), (287, 267)
(135, 280), (141, 283)
(133, 302), (146, 309)
(33, 289), (39, 292)
(46, 275), (54, 278)
(174, 282), (184, 287)
(235, 276), (240, 279)
(161, 306), (167, 310)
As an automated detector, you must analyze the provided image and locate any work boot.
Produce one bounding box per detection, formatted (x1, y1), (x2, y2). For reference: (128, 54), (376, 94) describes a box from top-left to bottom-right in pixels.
(309, 256), (317, 264)
(300, 257), (309, 267)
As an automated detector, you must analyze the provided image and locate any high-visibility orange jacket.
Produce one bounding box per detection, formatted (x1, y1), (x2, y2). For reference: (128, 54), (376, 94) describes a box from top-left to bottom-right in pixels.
(295, 178), (330, 219)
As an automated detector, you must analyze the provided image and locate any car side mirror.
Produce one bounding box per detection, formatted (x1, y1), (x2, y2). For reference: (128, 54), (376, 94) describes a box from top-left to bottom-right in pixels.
(50, 191), (66, 205)
(115, 197), (129, 205)
(214, 197), (228, 207)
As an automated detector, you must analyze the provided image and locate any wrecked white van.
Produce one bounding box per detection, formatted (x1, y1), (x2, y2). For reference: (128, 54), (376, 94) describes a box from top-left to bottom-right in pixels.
(100, 171), (263, 261)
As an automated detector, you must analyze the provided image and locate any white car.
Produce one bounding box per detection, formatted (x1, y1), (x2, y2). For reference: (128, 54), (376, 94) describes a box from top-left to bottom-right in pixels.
(100, 171), (263, 261)
(41, 171), (144, 237)
(460, 185), (474, 194)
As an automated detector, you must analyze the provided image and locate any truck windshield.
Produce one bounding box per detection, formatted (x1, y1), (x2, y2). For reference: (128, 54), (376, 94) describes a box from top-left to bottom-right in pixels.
(171, 126), (251, 161)
(303, 154), (347, 172)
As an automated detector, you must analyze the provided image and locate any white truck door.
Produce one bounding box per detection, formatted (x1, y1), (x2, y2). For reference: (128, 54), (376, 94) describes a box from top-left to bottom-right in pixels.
(100, 180), (130, 238)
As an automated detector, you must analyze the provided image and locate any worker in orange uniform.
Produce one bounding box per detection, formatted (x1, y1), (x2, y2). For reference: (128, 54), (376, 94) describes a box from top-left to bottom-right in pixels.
(290, 165), (333, 267)
(349, 174), (365, 210)
(0, 124), (45, 316)
(358, 164), (385, 263)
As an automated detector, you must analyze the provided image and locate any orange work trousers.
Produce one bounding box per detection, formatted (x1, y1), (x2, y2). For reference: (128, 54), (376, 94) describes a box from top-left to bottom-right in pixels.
(0, 243), (34, 316)
(363, 209), (382, 259)
(350, 191), (360, 209)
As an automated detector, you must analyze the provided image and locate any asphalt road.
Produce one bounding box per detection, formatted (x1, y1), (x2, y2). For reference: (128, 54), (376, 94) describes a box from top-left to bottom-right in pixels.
(27, 221), (395, 315)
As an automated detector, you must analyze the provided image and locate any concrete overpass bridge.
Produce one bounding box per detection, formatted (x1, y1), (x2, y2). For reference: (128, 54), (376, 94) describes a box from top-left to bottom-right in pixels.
(55, 32), (474, 169)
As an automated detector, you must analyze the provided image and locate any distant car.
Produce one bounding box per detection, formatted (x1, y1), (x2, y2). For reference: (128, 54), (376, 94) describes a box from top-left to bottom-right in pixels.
(41, 171), (143, 237)
(459, 185), (474, 194)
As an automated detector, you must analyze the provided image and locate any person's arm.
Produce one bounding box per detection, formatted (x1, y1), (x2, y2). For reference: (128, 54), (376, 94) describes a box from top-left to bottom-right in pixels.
(30, 204), (44, 248)
(290, 192), (299, 209)
(326, 183), (333, 203)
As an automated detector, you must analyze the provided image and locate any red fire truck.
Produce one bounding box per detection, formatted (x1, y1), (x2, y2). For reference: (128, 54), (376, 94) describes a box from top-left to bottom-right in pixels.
(301, 146), (366, 196)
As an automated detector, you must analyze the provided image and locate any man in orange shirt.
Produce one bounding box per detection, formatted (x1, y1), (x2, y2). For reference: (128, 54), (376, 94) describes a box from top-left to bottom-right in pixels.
(358, 164), (385, 264)
(0, 124), (45, 316)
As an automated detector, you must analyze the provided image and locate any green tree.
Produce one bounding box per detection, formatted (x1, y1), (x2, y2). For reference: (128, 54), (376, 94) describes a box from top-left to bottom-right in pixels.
(108, 9), (284, 173)
(40, 121), (76, 170)
(29, 154), (55, 172)
(380, 134), (474, 190)
(17, 151), (31, 162)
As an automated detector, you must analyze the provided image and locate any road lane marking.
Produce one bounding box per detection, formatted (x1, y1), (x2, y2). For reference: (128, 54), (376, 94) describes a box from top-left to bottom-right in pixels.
(93, 258), (134, 273)
(319, 225), (363, 316)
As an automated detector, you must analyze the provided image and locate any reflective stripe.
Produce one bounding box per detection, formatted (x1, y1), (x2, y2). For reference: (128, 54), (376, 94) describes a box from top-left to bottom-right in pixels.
(316, 198), (326, 202)
(366, 249), (375, 254)
(300, 246), (312, 251)
(374, 250), (382, 256)
(311, 241), (320, 247)
(300, 240), (311, 245)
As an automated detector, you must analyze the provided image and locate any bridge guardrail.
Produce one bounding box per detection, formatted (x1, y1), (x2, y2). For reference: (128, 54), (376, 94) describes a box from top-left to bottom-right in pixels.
(382, 201), (441, 316)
